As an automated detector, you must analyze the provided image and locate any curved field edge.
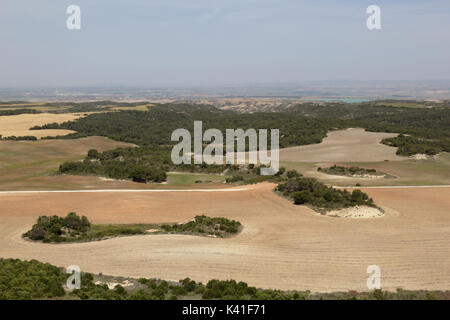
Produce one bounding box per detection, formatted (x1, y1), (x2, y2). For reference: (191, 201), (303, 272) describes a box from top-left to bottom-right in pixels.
(1, 258), (448, 300)
(1, 184), (449, 292)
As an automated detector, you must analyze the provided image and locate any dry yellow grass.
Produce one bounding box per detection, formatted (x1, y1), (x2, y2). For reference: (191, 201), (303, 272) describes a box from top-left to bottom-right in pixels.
(0, 183), (449, 292)
(0, 113), (87, 138)
(0, 137), (133, 190)
(233, 128), (403, 165)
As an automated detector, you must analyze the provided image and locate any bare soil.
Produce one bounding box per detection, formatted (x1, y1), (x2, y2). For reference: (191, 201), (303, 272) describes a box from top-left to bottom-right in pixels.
(279, 128), (402, 162)
(0, 183), (449, 293)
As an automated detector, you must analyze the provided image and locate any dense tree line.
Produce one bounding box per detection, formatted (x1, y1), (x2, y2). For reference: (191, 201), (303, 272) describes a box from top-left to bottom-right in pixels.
(0, 259), (66, 299)
(59, 146), (168, 183)
(382, 134), (447, 156)
(32, 103), (346, 148)
(0, 135), (37, 141)
(0, 100), (29, 105)
(58, 146), (243, 182)
(59, 150), (376, 211)
(1, 258), (443, 300)
(0, 108), (41, 116)
(6, 100), (151, 114)
(23, 213), (155, 243)
(318, 165), (380, 177)
(354, 108), (450, 155)
(31, 102), (450, 155)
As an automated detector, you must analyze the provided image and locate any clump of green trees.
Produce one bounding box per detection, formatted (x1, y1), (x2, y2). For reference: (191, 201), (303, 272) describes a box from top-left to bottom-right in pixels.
(276, 176), (375, 210)
(224, 165), (290, 185)
(160, 215), (242, 238)
(0, 258), (444, 300)
(31, 103), (342, 147)
(0, 135), (37, 141)
(128, 277), (308, 300)
(0, 259), (66, 299)
(23, 212), (91, 243)
(382, 134), (445, 156)
(22, 213), (242, 242)
(58, 146), (235, 183)
(318, 165), (381, 177)
(71, 275), (308, 300)
(59, 147), (168, 183)
(22, 213), (155, 243)
(33, 102), (450, 185)
(0, 108), (41, 116)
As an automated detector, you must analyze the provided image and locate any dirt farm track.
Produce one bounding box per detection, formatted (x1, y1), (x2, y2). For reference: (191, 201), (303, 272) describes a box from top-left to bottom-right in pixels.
(1, 182), (449, 292)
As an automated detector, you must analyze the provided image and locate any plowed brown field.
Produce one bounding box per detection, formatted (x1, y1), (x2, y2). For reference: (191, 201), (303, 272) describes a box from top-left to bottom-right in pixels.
(1, 183), (449, 292)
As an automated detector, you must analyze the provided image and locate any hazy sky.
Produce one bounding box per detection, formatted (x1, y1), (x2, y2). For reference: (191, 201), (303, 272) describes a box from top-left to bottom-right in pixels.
(1, 0), (449, 87)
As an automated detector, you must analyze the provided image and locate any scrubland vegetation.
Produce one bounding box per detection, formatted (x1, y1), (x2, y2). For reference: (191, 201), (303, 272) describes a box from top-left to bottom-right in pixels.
(160, 215), (242, 237)
(1, 258), (447, 300)
(58, 146), (229, 183)
(23, 213), (242, 243)
(23, 212), (92, 243)
(59, 147), (168, 183)
(28, 102), (450, 159)
(318, 165), (382, 177)
(31, 103), (340, 147)
(0, 135), (37, 141)
(276, 174), (375, 211)
(0, 259), (66, 299)
(57, 148), (377, 211)
(22, 212), (151, 243)
(222, 167), (376, 211)
(2, 100), (449, 300)
(382, 134), (445, 156)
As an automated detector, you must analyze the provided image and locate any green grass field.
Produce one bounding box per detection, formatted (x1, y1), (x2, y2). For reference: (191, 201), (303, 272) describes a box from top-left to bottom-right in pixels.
(166, 172), (226, 186)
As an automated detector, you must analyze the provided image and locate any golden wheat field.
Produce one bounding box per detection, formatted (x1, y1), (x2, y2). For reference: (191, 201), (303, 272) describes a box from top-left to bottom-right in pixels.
(0, 113), (88, 138)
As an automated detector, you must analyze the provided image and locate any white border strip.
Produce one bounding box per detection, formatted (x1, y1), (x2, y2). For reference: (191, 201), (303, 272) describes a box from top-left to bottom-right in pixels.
(335, 185), (450, 189)
(0, 188), (250, 195)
